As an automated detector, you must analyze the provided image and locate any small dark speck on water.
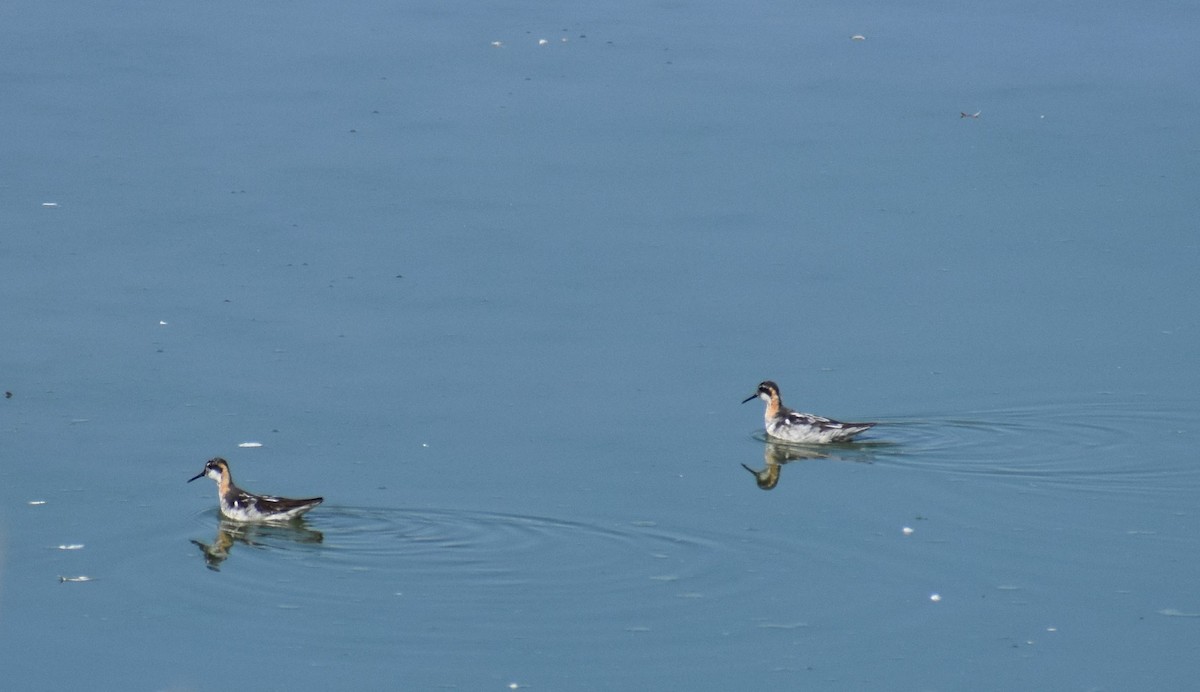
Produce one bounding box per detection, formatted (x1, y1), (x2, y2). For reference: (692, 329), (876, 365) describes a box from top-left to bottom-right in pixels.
(5, 391), (12, 398)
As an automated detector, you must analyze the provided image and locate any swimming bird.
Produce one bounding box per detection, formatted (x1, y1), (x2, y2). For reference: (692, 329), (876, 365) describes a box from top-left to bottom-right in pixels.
(188, 457), (323, 522)
(742, 380), (875, 443)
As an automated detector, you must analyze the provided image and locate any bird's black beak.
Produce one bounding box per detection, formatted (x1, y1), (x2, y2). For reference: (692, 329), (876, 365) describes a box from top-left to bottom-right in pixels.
(187, 469), (206, 483)
(741, 393), (758, 404)
(740, 463), (758, 475)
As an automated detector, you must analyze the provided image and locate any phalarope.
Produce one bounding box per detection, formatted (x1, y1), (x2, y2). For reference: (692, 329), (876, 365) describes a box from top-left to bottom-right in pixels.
(188, 457), (323, 522)
(742, 380), (875, 443)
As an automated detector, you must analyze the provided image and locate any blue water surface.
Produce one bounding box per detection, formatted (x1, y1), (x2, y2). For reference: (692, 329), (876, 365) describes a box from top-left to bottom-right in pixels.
(2, 0), (1198, 689)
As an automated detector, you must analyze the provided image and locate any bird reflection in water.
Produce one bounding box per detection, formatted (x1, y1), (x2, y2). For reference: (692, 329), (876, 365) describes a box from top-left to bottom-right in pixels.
(741, 441), (827, 490)
(191, 517), (324, 571)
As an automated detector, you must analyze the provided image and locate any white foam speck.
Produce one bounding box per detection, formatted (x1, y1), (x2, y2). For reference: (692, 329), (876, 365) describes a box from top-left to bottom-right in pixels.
(930, 593), (942, 602)
(1159, 608), (1200, 618)
(238, 442), (263, 448)
(902, 526), (914, 536)
(29, 500), (47, 506)
(42, 202), (59, 207)
(57, 544), (85, 550)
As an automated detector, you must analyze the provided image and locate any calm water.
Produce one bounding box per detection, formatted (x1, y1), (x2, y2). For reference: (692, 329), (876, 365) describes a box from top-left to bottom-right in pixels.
(3, 0), (1198, 689)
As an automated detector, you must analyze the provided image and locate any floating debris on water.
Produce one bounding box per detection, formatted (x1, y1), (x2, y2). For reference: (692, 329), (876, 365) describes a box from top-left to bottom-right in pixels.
(930, 593), (942, 602)
(538, 38), (549, 45)
(238, 441), (263, 448)
(59, 575), (94, 583)
(57, 544), (85, 551)
(851, 34), (866, 41)
(902, 526), (914, 536)
(29, 500), (47, 506)
(42, 202), (59, 207)
(1159, 608), (1200, 618)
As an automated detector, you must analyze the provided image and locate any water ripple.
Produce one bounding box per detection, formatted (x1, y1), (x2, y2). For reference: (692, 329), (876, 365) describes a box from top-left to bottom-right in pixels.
(180, 505), (793, 647)
(869, 396), (1198, 494)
